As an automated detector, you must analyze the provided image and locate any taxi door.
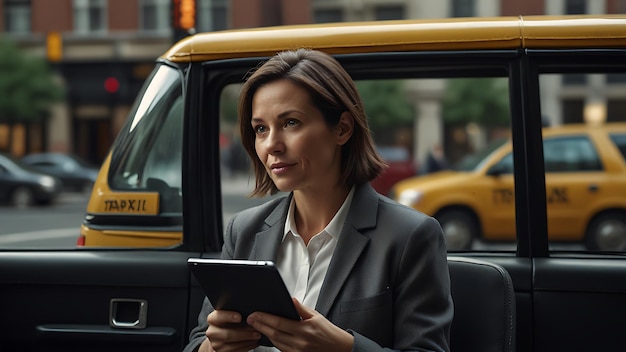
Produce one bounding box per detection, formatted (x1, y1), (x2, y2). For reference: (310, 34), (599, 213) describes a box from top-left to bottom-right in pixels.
(543, 135), (607, 241)
(480, 151), (517, 240)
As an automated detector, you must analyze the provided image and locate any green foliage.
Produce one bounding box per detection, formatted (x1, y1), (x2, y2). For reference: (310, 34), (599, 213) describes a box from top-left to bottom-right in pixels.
(356, 80), (415, 144)
(0, 39), (64, 124)
(442, 77), (509, 127)
(220, 80), (416, 145)
(220, 83), (240, 126)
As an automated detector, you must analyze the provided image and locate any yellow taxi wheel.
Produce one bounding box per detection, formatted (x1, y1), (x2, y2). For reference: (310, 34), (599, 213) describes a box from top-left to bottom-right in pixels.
(436, 209), (478, 250)
(586, 212), (626, 251)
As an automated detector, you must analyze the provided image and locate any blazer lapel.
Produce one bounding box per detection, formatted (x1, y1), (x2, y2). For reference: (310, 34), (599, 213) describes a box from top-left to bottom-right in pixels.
(315, 183), (379, 316)
(251, 194), (292, 261)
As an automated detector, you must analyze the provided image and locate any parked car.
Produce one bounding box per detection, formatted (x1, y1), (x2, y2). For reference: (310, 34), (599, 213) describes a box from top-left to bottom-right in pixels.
(371, 146), (418, 196)
(0, 153), (63, 207)
(392, 122), (626, 251)
(21, 152), (99, 193)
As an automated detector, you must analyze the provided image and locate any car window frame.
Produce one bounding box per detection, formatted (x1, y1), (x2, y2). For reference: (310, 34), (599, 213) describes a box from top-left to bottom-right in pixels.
(529, 48), (626, 257)
(190, 49), (530, 255)
(185, 47), (626, 258)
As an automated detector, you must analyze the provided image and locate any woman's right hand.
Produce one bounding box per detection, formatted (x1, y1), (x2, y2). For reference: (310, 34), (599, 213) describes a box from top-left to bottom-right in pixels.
(200, 309), (262, 352)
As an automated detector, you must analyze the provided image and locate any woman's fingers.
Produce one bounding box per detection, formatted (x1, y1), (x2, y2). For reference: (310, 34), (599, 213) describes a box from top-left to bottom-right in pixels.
(206, 310), (261, 352)
(207, 309), (242, 325)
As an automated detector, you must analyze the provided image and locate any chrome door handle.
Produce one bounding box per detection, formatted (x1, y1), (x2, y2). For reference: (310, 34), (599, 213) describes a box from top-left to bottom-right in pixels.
(109, 298), (148, 329)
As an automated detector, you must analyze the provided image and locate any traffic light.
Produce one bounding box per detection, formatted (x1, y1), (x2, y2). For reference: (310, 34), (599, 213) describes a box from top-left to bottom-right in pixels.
(173, 0), (196, 43)
(173, 0), (196, 30)
(104, 77), (120, 94)
(46, 32), (63, 62)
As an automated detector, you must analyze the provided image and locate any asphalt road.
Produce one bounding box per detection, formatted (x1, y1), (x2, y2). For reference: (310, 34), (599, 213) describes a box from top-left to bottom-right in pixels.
(0, 192), (89, 248)
(0, 175), (275, 249)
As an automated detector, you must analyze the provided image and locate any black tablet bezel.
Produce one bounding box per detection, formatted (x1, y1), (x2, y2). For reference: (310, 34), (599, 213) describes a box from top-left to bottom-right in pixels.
(187, 258), (300, 346)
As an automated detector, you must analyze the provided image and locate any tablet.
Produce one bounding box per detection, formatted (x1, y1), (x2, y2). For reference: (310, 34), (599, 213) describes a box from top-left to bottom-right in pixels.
(187, 258), (300, 346)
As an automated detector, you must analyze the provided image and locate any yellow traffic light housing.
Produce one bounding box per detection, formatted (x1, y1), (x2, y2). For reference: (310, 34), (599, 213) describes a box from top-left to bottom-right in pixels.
(46, 32), (63, 62)
(174, 0), (196, 30)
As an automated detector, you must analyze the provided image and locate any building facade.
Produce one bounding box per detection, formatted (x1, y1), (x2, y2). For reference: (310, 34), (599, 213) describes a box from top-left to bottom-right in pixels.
(0, 0), (624, 165)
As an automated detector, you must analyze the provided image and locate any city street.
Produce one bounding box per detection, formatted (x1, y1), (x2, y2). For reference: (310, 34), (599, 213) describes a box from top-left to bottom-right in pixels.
(0, 175), (275, 249)
(0, 192), (89, 248)
(0, 175), (577, 251)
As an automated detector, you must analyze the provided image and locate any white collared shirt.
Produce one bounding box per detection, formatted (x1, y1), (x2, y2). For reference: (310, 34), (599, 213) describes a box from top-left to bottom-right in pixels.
(256, 187), (354, 352)
(277, 186), (355, 309)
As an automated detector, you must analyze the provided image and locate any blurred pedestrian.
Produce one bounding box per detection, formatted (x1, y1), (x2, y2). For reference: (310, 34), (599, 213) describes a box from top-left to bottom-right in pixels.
(425, 143), (449, 174)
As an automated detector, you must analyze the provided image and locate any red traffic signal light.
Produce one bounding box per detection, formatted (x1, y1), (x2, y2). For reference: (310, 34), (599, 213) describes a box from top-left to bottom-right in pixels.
(104, 77), (120, 94)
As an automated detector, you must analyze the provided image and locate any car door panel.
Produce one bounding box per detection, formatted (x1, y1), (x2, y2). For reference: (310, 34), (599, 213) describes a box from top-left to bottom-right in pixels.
(545, 173), (605, 240)
(0, 249), (533, 351)
(532, 258), (626, 351)
(0, 250), (207, 352)
(467, 256), (626, 352)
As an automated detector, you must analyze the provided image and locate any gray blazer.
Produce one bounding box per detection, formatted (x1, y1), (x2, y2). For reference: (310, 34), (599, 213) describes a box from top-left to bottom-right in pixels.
(184, 183), (453, 352)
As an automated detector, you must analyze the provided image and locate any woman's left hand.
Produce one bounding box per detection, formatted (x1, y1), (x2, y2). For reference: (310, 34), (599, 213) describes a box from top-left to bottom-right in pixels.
(246, 298), (354, 352)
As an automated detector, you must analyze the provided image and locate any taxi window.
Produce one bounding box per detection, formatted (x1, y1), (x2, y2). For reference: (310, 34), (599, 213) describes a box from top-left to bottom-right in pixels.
(543, 137), (601, 172)
(457, 138), (508, 172)
(540, 73), (626, 253)
(219, 74), (514, 253)
(610, 134), (626, 159)
(109, 64), (183, 205)
(489, 153), (514, 174)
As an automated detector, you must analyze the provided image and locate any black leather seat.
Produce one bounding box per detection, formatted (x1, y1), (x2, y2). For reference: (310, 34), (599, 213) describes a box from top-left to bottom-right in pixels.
(448, 257), (516, 352)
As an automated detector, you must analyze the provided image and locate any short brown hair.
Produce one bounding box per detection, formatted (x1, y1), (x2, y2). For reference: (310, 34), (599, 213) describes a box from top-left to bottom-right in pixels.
(238, 48), (385, 196)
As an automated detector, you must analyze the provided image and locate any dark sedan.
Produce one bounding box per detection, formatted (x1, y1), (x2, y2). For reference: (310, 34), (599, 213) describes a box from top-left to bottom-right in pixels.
(0, 153), (63, 207)
(21, 152), (99, 193)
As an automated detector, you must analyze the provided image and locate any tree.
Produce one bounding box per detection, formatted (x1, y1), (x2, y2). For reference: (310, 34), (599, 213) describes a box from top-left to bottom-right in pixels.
(356, 80), (415, 145)
(442, 77), (509, 127)
(220, 83), (240, 127)
(0, 39), (64, 125)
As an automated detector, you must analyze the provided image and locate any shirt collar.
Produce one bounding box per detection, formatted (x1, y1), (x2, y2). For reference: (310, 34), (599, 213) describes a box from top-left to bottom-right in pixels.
(283, 185), (356, 241)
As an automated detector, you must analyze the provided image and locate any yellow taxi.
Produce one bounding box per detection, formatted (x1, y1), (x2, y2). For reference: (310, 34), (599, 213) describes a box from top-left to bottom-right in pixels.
(392, 122), (626, 250)
(76, 15), (626, 248)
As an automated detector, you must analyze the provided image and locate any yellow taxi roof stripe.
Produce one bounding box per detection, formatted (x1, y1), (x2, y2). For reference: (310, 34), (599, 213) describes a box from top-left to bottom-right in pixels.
(164, 17), (522, 62)
(521, 16), (626, 47)
(162, 15), (626, 63)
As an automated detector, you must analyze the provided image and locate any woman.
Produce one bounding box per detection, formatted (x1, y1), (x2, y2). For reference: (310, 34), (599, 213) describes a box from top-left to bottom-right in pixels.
(184, 49), (453, 352)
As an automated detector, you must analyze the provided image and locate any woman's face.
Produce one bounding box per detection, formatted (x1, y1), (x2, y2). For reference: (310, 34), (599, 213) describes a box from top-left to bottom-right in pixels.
(251, 79), (349, 193)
